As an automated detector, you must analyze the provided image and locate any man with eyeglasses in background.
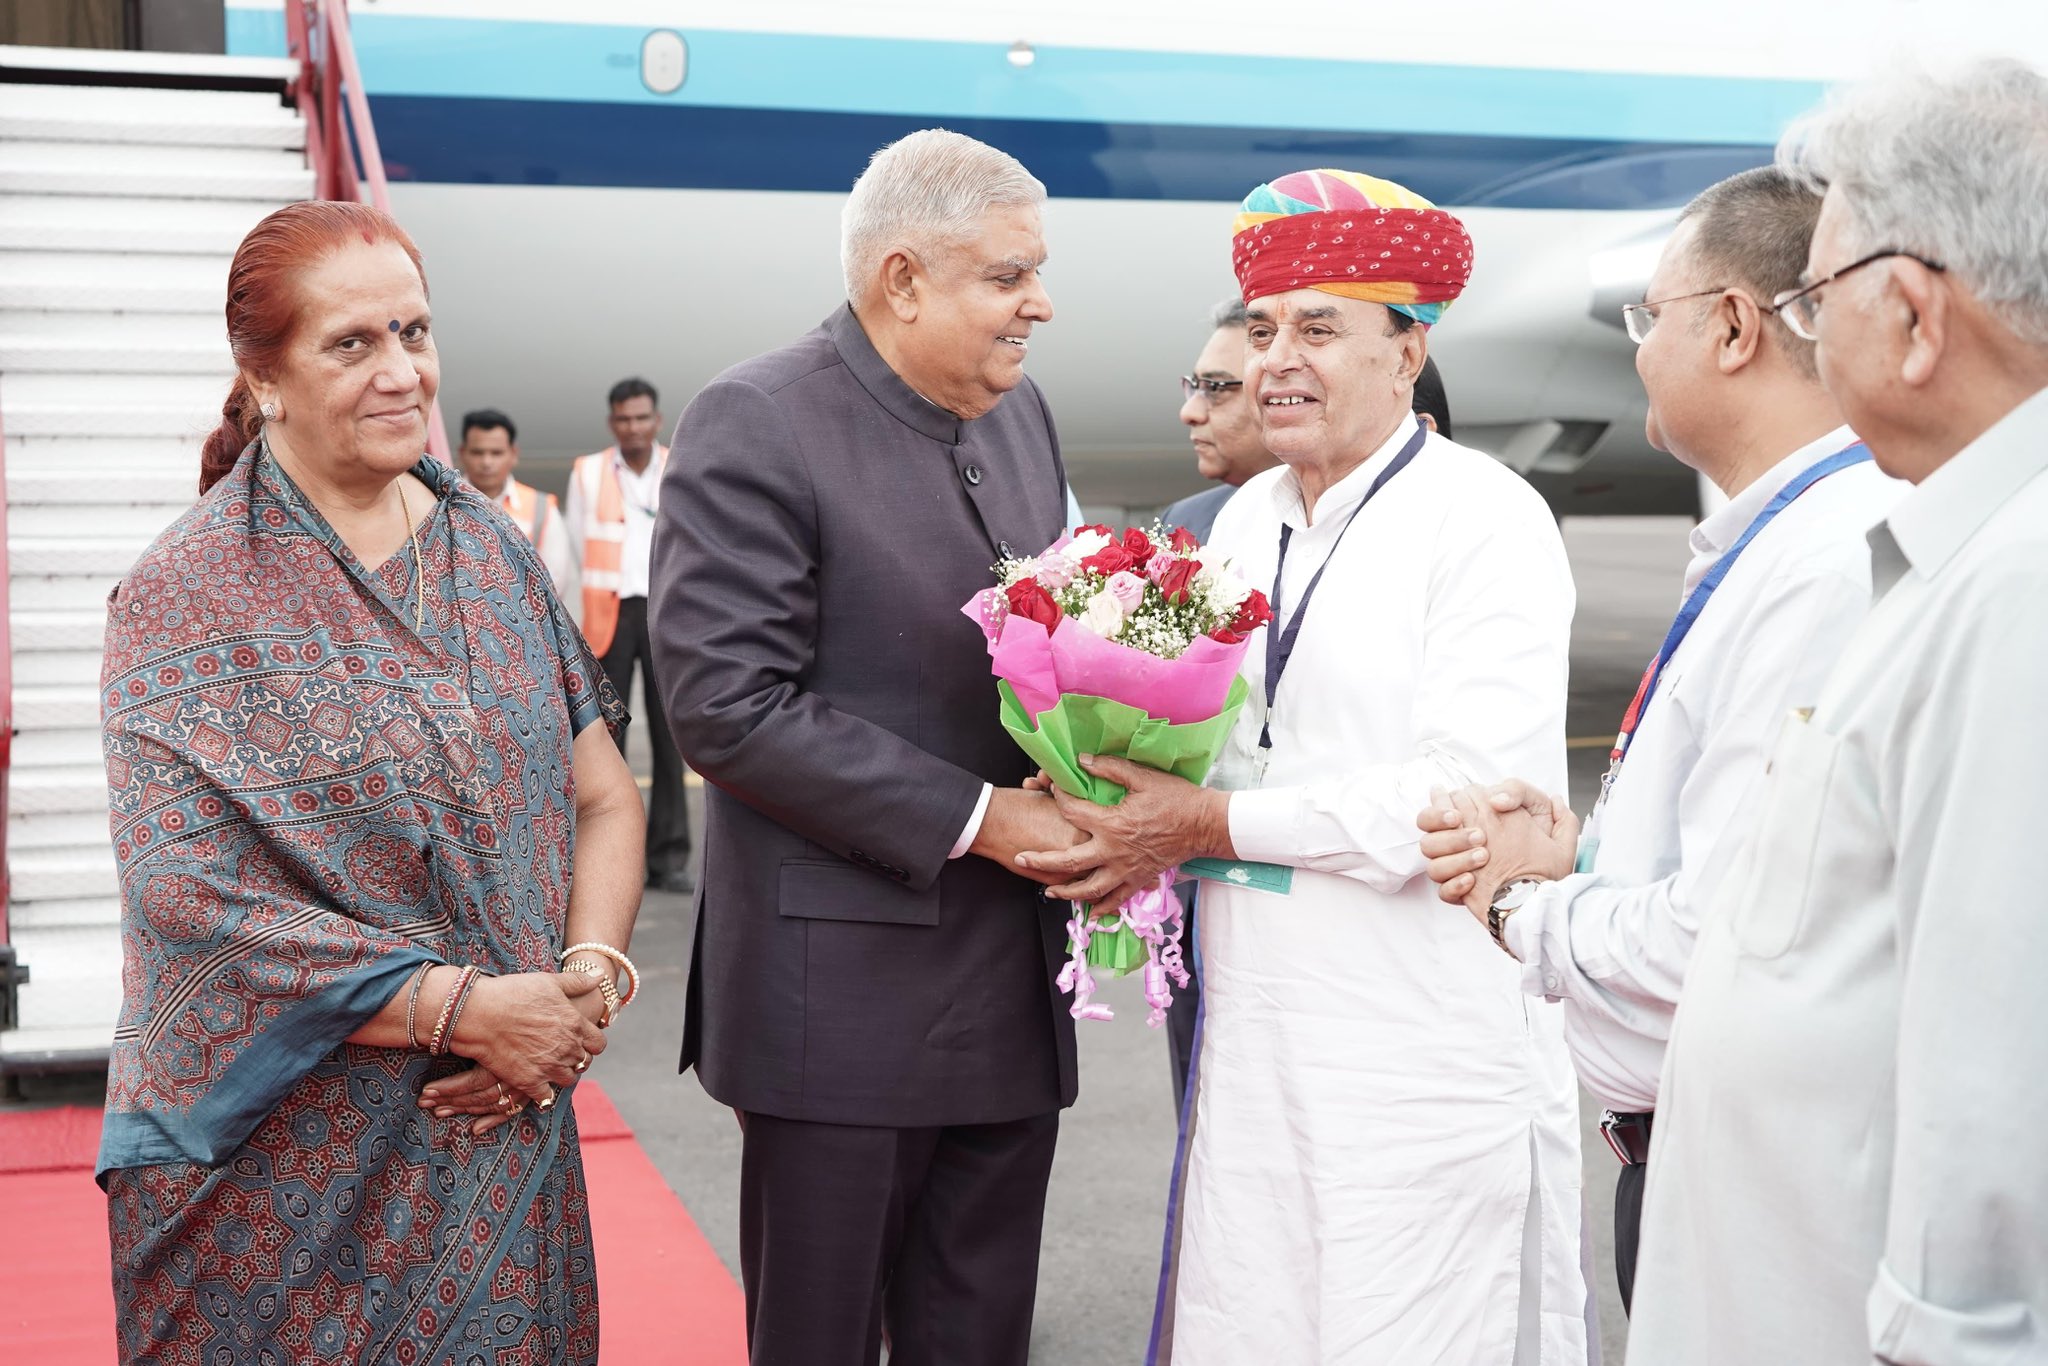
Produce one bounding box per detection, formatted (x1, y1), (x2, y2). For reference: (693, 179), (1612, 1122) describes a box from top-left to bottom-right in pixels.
(1414, 165), (1902, 1311)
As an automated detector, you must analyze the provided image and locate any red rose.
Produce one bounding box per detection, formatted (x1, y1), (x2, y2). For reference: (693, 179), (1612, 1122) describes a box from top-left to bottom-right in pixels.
(1075, 523), (1113, 538)
(1004, 578), (1062, 630)
(1080, 543), (1138, 577)
(1156, 557), (1200, 604)
(1120, 527), (1155, 569)
(1230, 588), (1274, 634)
(1169, 526), (1201, 553)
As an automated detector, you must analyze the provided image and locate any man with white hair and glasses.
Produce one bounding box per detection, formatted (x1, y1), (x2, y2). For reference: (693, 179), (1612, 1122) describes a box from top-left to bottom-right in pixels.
(652, 129), (1086, 1365)
(1624, 59), (2048, 1363)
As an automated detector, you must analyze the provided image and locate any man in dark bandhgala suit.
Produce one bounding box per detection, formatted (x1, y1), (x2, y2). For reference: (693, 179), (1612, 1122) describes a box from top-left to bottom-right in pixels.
(650, 129), (1091, 1366)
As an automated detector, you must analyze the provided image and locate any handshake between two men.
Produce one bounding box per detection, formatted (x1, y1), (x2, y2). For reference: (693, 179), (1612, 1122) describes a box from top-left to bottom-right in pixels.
(1416, 779), (1579, 933)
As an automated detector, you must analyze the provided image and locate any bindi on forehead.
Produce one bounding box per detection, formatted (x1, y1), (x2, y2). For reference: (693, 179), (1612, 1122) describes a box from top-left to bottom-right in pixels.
(388, 319), (401, 332)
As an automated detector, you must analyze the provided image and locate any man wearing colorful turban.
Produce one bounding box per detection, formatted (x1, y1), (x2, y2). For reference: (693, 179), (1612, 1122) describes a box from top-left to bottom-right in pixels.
(1017, 170), (1589, 1363)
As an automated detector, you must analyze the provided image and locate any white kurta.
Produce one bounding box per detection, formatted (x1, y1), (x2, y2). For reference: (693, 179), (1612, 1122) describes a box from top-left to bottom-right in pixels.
(1167, 417), (1587, 1365)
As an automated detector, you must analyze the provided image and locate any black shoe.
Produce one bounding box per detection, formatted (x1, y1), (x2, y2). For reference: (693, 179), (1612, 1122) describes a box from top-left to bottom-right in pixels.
(647, 868), (695, 895)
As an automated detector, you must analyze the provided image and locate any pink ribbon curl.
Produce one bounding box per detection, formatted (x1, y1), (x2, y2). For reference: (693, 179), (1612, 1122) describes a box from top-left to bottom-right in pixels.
(1056, 870), (1190, 1027)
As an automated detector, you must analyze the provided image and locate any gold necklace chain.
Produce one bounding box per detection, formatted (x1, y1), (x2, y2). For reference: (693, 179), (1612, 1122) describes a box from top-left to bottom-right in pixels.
(394, 477), (427, 631)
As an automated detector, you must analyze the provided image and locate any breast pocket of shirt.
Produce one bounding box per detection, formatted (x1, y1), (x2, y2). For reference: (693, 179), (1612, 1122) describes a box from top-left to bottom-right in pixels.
(1727, 709), (1844, 960)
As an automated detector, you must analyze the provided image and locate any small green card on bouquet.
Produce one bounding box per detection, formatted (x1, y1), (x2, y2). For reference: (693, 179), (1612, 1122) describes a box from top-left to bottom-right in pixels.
(998, 677), (1249, 974)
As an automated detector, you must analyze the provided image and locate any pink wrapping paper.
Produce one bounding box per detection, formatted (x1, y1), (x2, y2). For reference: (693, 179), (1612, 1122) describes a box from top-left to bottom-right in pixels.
(964, 592), (1252, 724)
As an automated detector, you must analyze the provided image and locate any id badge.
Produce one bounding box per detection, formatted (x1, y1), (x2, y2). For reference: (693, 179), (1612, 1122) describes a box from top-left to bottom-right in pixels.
(1181, 858), (1294, 897)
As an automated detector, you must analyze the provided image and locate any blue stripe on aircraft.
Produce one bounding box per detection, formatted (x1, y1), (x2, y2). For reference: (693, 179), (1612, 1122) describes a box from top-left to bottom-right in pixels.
(229, 9), (1826, 148)
(364, 93), (1772, 210)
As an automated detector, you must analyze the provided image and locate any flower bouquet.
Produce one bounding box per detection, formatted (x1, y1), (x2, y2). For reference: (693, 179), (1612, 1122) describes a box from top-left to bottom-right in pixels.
(963, 524), (1270, 1025)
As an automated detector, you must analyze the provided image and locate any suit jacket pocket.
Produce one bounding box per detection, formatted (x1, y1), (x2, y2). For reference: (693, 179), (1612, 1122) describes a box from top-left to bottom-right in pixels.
(778, 858), (941, 926)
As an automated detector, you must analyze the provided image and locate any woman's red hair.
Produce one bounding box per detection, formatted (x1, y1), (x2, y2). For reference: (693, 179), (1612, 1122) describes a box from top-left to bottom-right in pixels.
(200, 201), (428, 493)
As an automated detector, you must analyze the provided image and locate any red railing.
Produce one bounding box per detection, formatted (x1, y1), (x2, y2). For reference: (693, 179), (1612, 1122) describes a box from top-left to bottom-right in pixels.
(283, 0), (452, 463)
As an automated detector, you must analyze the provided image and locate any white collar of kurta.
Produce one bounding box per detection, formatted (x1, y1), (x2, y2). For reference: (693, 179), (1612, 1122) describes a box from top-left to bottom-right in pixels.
(1882, 382), (2048, 580)
(1268, 413), (1423, 531)
(1682, 423), (1858, 590)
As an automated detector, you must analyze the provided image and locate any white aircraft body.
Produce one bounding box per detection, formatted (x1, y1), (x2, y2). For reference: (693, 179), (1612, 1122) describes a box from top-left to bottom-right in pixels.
(223, 0), (2048, 516)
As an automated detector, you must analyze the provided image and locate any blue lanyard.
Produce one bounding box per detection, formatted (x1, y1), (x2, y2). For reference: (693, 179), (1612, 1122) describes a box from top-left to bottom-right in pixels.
(1258, 423), (1429, 753)
(1609, 441), (1872, 770)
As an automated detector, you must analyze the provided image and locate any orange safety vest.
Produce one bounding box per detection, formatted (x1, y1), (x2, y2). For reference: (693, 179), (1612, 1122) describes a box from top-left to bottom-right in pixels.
(570, 445), (666, 657)
(499, 478), (556, 547)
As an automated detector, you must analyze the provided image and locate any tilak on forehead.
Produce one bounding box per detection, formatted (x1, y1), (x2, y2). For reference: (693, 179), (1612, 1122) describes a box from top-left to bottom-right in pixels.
(1231, 169), (1475, 327)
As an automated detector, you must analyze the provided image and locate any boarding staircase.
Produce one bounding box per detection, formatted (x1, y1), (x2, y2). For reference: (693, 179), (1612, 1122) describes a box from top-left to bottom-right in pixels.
(0, 45), (312, 1073)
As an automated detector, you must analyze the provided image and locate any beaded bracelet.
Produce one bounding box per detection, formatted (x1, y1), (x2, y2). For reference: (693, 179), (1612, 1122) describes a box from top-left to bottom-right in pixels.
(427, 965), (480, 1056)
(559, 942), (640, 1007)
(403, 962), (435, 1050)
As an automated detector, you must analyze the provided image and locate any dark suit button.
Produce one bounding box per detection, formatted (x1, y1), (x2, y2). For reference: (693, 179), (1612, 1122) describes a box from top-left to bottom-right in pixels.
(963, 464), (983, 487)
(998, 540), (1014, 558)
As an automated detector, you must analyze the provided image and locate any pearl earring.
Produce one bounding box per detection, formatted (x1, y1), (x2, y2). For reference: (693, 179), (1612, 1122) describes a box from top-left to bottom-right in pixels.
(259, 402), (277, 421)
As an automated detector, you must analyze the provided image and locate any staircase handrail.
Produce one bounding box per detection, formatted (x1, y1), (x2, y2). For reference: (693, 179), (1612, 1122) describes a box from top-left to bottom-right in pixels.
(283, 0), (452, 463)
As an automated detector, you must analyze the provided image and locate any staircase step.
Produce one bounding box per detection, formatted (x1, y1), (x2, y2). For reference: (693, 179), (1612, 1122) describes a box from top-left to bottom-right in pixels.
(12, 609), (114, 653)
(11, 573), (126, 613)
(12, 684), (101, 731)
(13, 727), (103, 771)
(9, 465), (199, 506)
(2, 895), (121, 932)
(12, 536), (156, 577)
(0, 194), (295, 254)
(9, 766), (112, 817)
(5, 433), (207, 470)
(12, 650), (107, 689)
(0, 140), (314, 200)
(0, 83), (303, 149)
(0, 311), (234, 373)
(0, 45), (297, 88)
(1, 920), (122, 1042)
(10, 499), (187, 540)
(11, 847), (119, 902)
(0, 249), (226, 312)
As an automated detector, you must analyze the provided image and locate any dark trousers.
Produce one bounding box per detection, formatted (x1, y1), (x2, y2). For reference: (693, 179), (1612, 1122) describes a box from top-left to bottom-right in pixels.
(1615, 1158), (1646, 1314)
(1166, 884), (1200, 1113)
(737, 1110), (1060, 1366)
(597, 594), (691, 877)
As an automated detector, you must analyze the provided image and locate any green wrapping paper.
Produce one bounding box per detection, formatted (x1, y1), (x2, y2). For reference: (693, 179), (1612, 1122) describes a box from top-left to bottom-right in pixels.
(998, 676), (1250, 974)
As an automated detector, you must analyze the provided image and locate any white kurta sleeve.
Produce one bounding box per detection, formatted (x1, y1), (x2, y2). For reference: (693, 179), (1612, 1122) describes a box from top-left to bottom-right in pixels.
(561, 460), (588, 566)
(1228, 486), (1573, 894)
(537, 498), (582, 624)
(1504, 561), (1873, 1093)
(1865, 555), (2048, 1366)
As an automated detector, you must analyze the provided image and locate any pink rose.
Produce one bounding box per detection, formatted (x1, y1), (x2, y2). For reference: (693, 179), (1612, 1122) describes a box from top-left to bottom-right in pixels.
(1104, 570), (1147, 614)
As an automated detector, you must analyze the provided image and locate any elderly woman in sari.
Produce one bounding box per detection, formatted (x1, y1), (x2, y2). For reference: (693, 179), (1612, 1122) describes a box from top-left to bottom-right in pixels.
(95, 200), (644, 1365)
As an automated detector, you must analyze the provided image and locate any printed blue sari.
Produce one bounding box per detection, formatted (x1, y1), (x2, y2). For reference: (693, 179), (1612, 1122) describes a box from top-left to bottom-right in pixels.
(98, 446), (621, 1364)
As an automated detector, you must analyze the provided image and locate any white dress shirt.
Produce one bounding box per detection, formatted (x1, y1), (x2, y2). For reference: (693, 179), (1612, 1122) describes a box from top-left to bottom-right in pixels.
(1504, 428), (1904, 1112)
(1631, 385), (2048, 1365)
(494, 485), (581, 621)
(563, 445), (667, 600)
(1165, 418), (1591, 1364)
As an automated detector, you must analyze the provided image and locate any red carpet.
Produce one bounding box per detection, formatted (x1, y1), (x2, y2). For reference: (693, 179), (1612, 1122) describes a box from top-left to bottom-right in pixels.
(0, 1081), (747, 1364)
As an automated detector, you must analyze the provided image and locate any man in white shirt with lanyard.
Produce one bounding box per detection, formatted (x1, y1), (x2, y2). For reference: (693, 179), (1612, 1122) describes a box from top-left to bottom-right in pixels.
(565, 376), (692, 893)
(1413, 166), (1904, 1310)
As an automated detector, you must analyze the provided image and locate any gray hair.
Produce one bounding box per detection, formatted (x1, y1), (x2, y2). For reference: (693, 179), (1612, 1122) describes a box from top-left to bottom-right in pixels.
(1677, 166), (1824, 377)
(1210, 297), (1248, 330)
(840, 129), (1047, 303)
(1777, 58), (2048, 345)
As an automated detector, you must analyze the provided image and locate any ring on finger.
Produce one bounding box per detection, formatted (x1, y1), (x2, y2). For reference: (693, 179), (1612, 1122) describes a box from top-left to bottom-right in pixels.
(574, 1054), (590, 1074)
(536, 1090), (556, 1112)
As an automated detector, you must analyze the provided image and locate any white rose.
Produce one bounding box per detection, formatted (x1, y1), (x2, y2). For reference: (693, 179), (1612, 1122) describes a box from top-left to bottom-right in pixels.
(1065, 529), (1112, 561)
(1078, 588), (1126, 639)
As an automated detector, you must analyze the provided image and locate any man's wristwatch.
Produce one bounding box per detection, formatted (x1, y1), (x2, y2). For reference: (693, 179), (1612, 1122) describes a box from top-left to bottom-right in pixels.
(1486, 879), (1544, 954)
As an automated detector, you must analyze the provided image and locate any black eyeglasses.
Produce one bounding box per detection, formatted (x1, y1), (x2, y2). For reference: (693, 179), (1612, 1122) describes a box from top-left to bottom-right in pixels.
(1772, 249), (1947, 341)
(1180, 376), (1244, 401)
(1620, 288), (1727, 344)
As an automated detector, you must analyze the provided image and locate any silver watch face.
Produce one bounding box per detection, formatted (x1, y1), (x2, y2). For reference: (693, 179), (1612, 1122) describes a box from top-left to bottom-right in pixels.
(1492, 879), (1541, 912)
